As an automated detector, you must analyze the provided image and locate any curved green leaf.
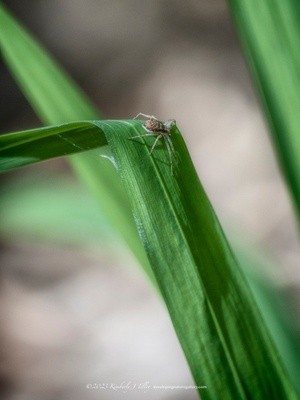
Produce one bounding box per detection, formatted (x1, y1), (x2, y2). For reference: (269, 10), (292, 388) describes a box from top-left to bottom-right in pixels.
(1, 120), (298, 398)
(105, 121), (298, 399)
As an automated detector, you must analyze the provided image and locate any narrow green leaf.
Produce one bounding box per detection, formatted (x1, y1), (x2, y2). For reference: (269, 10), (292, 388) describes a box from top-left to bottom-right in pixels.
(104, 121), (298, 399)
(0, 121), (106, 171)
(227, 0), (300, 223)
(1, 120), (297, 398)
(0, 6), (98, 123)
(236, 246), (300, 393)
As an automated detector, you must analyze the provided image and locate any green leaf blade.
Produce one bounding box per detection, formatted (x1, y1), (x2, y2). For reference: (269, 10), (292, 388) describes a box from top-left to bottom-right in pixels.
(2, 118), (297, 397)
(103, 121), (298, 399)
(0, 3), (98, 124)
(227, 0), (300, 223)
(0, 122), (106, 171)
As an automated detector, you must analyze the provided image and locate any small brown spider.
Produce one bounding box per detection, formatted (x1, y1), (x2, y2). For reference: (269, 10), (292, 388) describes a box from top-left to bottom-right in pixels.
(130, 113), (176, 174)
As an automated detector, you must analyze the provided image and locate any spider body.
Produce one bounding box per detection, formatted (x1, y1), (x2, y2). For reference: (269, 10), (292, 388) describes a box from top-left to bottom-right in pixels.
(130, 113), (176, 174)
(143, 117), (170, 133)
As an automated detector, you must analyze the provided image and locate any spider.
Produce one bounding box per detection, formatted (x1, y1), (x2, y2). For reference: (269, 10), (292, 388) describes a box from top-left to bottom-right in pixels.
(130, 113), (176, 174)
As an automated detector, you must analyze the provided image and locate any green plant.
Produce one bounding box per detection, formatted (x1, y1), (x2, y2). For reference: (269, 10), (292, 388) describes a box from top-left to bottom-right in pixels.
(228, 0), (300, 222)
(0, 3), (299, 399)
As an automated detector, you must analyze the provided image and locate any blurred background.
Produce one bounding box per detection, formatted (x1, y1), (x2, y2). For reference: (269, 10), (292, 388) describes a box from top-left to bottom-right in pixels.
(0, 1), (299, 399)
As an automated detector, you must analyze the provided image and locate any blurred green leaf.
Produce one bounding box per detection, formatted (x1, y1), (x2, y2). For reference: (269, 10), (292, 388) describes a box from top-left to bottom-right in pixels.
(235, 244), (300, 393)
(0, 2), (150, 271)
(0, 172), (114, 247)
(228, 0), (300, 223)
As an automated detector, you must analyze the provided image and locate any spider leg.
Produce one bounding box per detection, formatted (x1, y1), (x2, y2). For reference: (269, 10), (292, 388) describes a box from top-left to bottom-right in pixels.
(166, 134), (179, 163)
(129, 133), (157, 139)
(164, 136), (174, 175)
(165, 134), (175, 153)
(133, 113), (157, 120)
(150, 135), (162, 154)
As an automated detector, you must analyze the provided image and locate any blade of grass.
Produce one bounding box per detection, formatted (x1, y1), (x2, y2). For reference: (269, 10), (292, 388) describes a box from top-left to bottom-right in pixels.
(227, 0), (300, 224)
(236, 246), (300, 393)
(104, 120), (298, 399)
(0, 121), (105, 171)
(1, 119), (298, 398)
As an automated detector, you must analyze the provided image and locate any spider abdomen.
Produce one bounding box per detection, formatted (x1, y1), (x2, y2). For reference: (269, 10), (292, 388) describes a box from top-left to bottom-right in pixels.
(143, 118), (169, 133)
